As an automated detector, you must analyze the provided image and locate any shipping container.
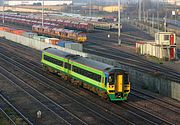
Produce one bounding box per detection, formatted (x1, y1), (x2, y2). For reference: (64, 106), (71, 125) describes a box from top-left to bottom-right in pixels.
(57, 41), (73, 47)
(57, 41), (83, 51)
(33, 35), (48, 42)
(12, 30), (25, 35)
(0, 26), (7, 31)
(45, 38), (59, 45)
(23, 32), (37, 38)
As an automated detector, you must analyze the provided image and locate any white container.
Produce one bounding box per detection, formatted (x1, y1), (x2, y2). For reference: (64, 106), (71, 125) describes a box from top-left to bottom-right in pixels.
(45, 38), (59, 44)
(45, 38), (50, 44)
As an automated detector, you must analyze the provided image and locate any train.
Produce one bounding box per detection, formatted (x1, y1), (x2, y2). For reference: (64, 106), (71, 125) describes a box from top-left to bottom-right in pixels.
(93, 22), (122, 31)
(32, 25), (87, 43)
(0, 14), (94, 32)
(0, 14), (121, 32)
(41, 47), (130, 101)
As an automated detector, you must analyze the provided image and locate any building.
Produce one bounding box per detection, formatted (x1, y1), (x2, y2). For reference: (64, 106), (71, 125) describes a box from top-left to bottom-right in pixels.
(102, 5), (124, 13)
(136, 32), (176, 60)
(5, 0), (72, 6)
(165, 0), (180, 6)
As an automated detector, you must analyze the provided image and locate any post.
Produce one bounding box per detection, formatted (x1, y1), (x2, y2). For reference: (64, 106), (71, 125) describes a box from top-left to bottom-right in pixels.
(3, 0), (5, 24)
(118, 0), (121, 45)
(138, 0), (141, 21)
(152, 13), (154, 28)
(164, 16), (167, 32)
(175, 1), (177, 25)
(143, 0), (145, 22)
(42, 0), (44, 27)
(89, 0), (92, 17)
(157, 0), (159, 32)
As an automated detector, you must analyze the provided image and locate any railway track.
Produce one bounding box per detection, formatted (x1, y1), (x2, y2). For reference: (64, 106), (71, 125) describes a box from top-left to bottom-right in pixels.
(0, 72), (69, 125)
(90, 24), (154, 44)
(0, 44), (150, 125)
(0, 38), (179, 125)
(0, 46), (135, 125)
(0, 60), (88, 125)
(83, 46), (180, 83)
(1, 36), (179, 84)
(2, 22), (179, 81)
(131, 87), (180, 109)
(0, 93), (33, 125)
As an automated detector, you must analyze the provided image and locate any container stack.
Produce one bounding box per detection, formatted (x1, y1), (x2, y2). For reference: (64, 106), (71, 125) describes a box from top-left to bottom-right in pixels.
(0, 26), (83, 52)
(136, 32), (176, 60)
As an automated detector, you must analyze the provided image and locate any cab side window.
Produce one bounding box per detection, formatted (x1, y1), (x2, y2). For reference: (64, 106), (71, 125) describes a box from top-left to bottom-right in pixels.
(109, 74), (114, 85)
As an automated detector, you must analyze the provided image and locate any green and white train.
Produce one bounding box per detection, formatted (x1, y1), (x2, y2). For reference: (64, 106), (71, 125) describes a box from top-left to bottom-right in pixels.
(41, 48), (130, 101)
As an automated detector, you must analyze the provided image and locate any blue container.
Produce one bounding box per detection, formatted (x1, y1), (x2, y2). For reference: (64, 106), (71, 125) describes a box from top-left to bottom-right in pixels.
(57, 41), (74, 47)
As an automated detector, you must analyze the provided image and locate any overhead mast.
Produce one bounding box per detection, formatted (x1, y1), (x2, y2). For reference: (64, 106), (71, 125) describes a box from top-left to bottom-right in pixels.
(3, 0), (5, 24)
(118, 0), (121, 45)
(42, 0), (44, 26)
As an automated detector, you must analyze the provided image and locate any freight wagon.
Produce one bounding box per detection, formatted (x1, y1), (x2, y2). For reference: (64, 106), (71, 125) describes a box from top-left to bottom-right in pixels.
(93, 22), (122, 31)
(32, 25), (87, 43)
(41, 48), (130, 101)
(0, 14), (94, 32)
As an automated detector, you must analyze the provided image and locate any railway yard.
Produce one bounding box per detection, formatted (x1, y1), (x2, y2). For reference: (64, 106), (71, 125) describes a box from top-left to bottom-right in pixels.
(0, 4), (180, 125)
(0, 37), (180, 125)
(0, 21), (180, 124)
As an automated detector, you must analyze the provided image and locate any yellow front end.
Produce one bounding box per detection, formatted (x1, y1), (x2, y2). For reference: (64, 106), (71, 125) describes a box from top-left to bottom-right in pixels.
(107, 74), (130, 101)
(77, 36), (87, 43)
(116, 75), (123, 93)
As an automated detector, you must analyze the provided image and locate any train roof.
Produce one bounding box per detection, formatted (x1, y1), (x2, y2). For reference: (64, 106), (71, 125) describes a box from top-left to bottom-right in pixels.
(43, 48), (113, 71)
(43, 48), (73, 58)
(71, 56), (113, 71)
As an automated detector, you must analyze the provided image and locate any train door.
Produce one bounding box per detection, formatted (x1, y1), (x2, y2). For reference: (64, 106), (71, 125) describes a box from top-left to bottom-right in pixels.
(170, 34), (174, 45)
(170, 48), (175, 60)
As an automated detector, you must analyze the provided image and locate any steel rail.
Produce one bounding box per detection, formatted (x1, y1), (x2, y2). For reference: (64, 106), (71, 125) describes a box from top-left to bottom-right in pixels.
(0, 51), (133, 125)
(0, 72), (72, 125)
(0, 46), (175, 125)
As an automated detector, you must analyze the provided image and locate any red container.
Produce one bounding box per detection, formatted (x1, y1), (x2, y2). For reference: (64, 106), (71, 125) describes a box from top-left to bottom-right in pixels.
(3, 27), (11, 32)
(12, 30), (25, 35)
(0, 26), (7, 31)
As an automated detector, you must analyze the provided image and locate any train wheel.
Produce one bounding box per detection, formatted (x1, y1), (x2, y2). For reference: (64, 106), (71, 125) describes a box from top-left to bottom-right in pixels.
(42, 65), (47, 71)
(102, 92), (108, 100)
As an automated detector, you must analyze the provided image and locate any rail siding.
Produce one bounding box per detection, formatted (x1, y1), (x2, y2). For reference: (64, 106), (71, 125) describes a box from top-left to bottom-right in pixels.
(130, 21), (180, 49)
(0, 31), (87, 57)
(0, 30), (179, 101)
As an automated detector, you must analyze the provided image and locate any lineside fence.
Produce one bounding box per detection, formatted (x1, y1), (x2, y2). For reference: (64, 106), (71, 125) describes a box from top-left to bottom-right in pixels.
(0, 30), (179, 101)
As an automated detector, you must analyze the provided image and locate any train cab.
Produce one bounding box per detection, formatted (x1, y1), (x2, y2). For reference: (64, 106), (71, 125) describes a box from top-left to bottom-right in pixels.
(76, 32), (87, 43)
(106, 68), (130, 101)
